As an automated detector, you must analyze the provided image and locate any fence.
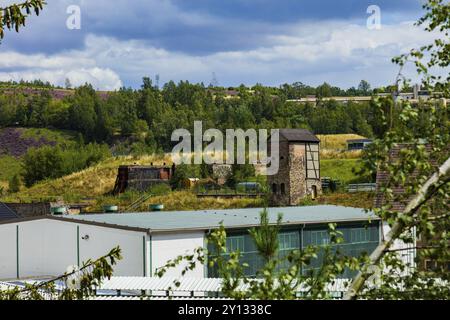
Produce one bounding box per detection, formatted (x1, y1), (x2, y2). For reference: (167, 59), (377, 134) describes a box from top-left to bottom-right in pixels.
(347, 183), (377, 193)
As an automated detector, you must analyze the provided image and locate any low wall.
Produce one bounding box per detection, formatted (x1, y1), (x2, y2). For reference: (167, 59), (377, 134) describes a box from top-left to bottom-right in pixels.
(5, 203), (51, 218)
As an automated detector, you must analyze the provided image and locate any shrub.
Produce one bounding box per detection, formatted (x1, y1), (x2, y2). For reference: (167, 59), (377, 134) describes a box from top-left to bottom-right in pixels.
(8, 174), (21, 193)
(148, 183), (172, 196)
(21, 143), (111, 187)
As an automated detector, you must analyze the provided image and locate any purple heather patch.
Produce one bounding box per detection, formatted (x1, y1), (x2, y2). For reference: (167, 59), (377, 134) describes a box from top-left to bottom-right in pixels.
(0, 128), (57, 158)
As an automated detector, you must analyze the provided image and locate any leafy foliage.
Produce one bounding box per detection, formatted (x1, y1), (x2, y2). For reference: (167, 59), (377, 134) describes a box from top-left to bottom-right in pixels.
(156, 210), (366, 300)
(8, 174), (21, 193)
(0, 0), (45, 39)
(21, 142), (111, 187)
(0, 79), (392, 151)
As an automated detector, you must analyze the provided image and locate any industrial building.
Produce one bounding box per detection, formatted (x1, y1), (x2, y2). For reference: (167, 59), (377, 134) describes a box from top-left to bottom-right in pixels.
(112, 164), (175, 194)
(0, 205), (414, 281)
(268, 129), (322, 206)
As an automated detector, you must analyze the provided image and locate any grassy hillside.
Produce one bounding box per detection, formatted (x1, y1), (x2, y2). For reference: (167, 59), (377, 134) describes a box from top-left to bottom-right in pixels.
(94, 191), (265, 213)
(0, 127), (79, 189)
(317, 134), (367, 150)
(1, 153), (265, 211)
(20, 128), (78, 145)
(0, 155), (22, 182)
(2, 153), (374, 210)
(1, 155), (171, 202)
(1, 132), (374, 210)
(318, 134), (367, 159)
(321, 159), (372, 184)
(318, 192), (374, 209)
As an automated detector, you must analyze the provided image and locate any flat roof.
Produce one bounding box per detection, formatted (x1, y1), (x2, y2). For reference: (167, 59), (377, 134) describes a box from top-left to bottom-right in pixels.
(347, 139), (373, 143)
(65, 205), (378, 233)
(278, 129), (320, 143)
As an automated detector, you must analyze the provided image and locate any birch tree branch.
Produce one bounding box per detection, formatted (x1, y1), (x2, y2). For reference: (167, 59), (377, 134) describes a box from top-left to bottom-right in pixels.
(343, 156), (450, 300)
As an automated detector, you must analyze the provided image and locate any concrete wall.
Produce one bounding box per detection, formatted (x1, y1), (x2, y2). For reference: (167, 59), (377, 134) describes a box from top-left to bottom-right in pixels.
(0, 219), (147, 280)
(151, 231), (205, 278)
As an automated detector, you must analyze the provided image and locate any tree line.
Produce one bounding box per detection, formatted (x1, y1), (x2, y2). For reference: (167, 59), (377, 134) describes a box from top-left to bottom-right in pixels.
(0, 79), (396, 154)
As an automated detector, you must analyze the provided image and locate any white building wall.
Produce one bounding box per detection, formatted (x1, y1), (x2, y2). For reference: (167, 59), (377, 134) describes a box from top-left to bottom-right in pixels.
(382, 221), (416, 273)
(0, 224), (17, 279)
(151, 231), (205, 278)
(78, 224), (146, 277)
(0, 219), (147, 280)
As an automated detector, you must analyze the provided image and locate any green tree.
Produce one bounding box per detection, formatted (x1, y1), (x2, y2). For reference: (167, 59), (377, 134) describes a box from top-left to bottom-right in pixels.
(21, 143), (110, 187)
(156, 0), (450, 300)
(8, 174), (21, 193)
(170, 164), (200, 189)
(344, 0), (450, 299)
(157, 210), (364, 300)
(358, 80), (372, 95)
(316, 82), (333, 98)
(227, 163), (256, 187)
(0, 247), (121, 300)
(67, 84), (99, 141)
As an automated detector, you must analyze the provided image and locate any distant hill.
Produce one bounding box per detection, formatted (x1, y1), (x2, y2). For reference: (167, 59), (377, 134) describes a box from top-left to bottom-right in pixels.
(0, 127), (78, 184)
(0, 127), (77, 157)
(0, 154), (171, 204)
(0, 86), (110, 100)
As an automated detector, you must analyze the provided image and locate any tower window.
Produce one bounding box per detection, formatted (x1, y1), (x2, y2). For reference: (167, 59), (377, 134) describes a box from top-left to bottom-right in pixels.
(272, 183), (278, 194)
(280, 183), (286, 195)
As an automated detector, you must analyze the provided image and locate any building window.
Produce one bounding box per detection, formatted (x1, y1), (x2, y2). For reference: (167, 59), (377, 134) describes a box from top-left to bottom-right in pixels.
(280, 183), (286, 195)
(311, 185), (317, 200)
(272, 183), (278, 194)
(350, 228), (371, 243)
(310, 230), (330, 246)
(425, 260), (438, 271)
(279, 232), (299, 250)
(226, 236), (245, 252)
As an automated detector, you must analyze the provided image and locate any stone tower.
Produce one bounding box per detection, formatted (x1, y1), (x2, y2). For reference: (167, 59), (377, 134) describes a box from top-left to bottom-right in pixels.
(268, 129), (322, 206)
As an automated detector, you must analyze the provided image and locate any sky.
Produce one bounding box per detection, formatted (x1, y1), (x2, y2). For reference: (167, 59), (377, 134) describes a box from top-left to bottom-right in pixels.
(0, 0), (441, 90)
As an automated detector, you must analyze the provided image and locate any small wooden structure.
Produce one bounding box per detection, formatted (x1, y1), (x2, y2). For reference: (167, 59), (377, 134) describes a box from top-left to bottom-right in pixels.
(112, 164), (175, 195)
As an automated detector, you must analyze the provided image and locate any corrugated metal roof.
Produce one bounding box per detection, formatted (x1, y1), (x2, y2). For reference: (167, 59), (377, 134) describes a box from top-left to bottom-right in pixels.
(99, 277), (224, 292)
(67, 205), (377, 232)
(97, 277), (351, 294)
(91, 296), (231, 300)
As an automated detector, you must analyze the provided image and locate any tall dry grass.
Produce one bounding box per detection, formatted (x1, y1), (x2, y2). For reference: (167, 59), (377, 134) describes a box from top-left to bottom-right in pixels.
(318, 134), (367, 150)
(318, 134), (367, 159)
(3, 154), (173, 202)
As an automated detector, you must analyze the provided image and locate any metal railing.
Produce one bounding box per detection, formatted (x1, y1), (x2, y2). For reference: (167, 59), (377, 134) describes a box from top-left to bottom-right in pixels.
(347, 183), (377, 193)
(121, 193), (155, 213)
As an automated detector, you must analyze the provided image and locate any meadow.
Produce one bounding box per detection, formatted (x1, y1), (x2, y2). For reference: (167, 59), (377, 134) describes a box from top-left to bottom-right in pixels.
(0, 133), (374, 210)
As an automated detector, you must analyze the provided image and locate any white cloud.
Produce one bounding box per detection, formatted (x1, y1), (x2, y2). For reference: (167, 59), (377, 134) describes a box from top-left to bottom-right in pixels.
(0, 20), (445, 89)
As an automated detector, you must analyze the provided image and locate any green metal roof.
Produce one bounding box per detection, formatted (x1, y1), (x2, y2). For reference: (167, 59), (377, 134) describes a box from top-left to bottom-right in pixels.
(66, 205), (378, 233)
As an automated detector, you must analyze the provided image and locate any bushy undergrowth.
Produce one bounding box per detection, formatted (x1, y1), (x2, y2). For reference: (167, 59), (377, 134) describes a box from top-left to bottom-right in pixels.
(21, 143), (111, 187)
